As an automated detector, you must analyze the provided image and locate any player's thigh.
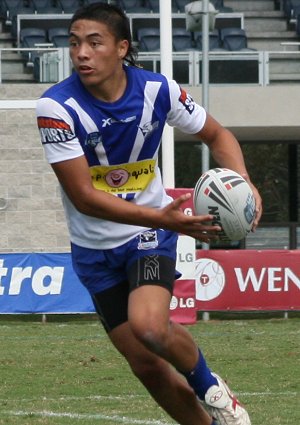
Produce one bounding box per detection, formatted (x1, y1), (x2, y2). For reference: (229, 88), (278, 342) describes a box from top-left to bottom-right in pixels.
(128, 284), (172, 330)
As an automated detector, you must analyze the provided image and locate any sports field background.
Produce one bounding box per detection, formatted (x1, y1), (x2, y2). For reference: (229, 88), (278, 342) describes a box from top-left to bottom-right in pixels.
(0, 313), (299, 425)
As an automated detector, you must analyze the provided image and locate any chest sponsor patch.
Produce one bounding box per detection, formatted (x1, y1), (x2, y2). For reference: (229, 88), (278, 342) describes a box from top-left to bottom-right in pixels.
(37, 117), (76, 144)
(90, 159), (156, 194)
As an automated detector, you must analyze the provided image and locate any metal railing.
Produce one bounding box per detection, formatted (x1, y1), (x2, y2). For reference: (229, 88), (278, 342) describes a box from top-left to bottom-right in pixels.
(0, 46), (300, 85)
(0, 46), (71, 84)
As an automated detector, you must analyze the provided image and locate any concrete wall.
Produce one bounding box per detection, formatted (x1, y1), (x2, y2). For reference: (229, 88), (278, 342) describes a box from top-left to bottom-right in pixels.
(0, 82), (299, 253)
(0, 84), (69, 253)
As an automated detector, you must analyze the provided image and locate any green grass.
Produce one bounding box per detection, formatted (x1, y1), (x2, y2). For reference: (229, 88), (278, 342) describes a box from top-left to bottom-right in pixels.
(0, 314), (299, 425)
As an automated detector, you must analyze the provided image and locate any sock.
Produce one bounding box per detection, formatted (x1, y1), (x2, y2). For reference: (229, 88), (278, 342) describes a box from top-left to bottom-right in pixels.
(181, 349), (218, 400)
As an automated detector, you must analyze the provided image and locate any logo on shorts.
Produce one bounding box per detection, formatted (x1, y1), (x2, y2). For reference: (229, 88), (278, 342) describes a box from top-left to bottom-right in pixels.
(138, 230), (158, 250)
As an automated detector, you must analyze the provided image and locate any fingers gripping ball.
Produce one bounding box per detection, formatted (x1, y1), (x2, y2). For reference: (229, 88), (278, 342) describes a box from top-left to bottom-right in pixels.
(193, 168), (256, 241)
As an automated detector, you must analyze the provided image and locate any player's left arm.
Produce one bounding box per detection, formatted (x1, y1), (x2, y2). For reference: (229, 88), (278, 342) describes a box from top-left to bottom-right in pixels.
(194, 113), (263, 229)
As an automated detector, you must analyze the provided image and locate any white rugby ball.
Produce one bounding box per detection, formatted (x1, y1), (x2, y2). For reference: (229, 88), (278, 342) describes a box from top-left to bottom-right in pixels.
(193, 168), (256, 241)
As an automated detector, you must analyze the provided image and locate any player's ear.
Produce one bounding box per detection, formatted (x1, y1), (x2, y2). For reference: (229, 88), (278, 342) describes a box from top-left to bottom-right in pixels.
(118, 39), (129, 59)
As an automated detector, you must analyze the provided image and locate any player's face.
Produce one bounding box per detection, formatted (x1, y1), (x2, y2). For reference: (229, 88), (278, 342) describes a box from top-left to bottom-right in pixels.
(69, 19), (128, 98)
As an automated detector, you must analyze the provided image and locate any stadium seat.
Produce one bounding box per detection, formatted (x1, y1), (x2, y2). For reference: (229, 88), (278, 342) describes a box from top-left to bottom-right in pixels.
(137, 27), (160, 51)
(57, 0), (82, 13)
(194, 29), (223, 51)
(32, 0), (63, 14)
(146, 0), (177, 12)
(172, 28), (194, 51)
(174, 0), (189, 13)
(295, 7), (300, 34)
(20, 27), (47, 46)
(220, 27), (256, 51)
(117, 0), (149, 13)
(48, 27), (69, 47)
(211, 0), (233, 13)
(20, 27), (48, 65)
(2, 0), (35, 26)
(83, 0), (109, 4)
(283, 0), (300, 20)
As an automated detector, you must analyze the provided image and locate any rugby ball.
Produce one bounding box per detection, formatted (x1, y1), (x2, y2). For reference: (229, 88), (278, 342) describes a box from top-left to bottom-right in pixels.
(193, 168), (256, 241)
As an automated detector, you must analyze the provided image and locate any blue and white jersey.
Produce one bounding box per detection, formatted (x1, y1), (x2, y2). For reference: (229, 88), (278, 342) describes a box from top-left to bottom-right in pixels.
(36, 65), (206, 249)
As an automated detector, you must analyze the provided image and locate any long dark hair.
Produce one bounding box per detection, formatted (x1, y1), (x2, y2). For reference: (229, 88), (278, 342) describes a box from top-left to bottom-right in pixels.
(69, 2), (138, 66)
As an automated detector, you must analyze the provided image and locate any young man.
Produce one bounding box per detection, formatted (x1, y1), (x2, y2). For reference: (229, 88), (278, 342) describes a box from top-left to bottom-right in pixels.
(36, 3), (262, 425)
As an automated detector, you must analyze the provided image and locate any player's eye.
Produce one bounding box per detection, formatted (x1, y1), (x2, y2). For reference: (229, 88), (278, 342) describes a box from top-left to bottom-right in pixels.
(69, 39), (78, 47)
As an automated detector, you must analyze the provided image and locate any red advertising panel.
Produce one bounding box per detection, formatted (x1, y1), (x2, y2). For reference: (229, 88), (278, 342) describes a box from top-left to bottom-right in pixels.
(166, 189), (300, 323)
(194, 250), (300, 311)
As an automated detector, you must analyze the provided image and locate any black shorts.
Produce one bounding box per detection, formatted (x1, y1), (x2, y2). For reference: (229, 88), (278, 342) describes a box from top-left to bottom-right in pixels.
(91, 254), (177, 333)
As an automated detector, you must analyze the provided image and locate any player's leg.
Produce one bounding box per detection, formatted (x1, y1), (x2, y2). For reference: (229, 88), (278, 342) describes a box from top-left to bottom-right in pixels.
(92, 282), (215, 425)
(127, 283), (217, 387)
(126, 280), (251, 425)
(109, 321), (215, 425)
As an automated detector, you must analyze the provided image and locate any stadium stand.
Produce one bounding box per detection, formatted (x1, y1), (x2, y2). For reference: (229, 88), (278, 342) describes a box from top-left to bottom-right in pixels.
(137, 27), (160, 51)
(83, 0), (109, 4)
(282, 0), (300, 22)
(32, 0), (63, 14)
(19, 26), (47, 81)
(116, 0), (150, 13)
(211, 0), (233, 13)
(0, 0), (300, 82)
(174, 0), (190, 13)
(220, 27), (256, 51)
(172, 27), (194, 51)
(194, 29), (224, 51)
(57, 0), (82, 13)
(48, 26), (69, 46)
(1, 0), (34, 26)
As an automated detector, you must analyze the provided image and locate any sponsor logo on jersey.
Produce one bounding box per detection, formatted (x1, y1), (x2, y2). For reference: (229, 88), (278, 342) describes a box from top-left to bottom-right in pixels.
(85, 131), (103, 147)
(178, 87), (195, 114)
(37, 117), (76, 144)
(90, 159), (156, 194)
(101, 116), (136, 128)
(139, 121), (159, 139)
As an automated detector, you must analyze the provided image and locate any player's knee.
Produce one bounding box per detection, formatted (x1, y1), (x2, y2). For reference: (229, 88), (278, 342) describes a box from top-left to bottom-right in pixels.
(130, 322), (169, 356)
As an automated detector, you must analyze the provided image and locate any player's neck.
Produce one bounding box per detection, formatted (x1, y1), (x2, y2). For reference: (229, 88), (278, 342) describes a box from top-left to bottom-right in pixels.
(87, 68), (127, 103)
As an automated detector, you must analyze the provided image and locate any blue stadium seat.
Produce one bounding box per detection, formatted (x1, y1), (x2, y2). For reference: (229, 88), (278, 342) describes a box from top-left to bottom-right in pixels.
(194, 29), (223, 51)
(57, 0), (82, 13)
(33, 0), (63, 13)
(220, 27), (256, 51)
(211, 0), (233, 13)
(283, 0), (300, 20)
(173, 0), (188, 13)
(20, 27), (48, 66)
(83, 0), (109, 4)
(137, 27), (160, 51)
(48, 27), (69, 47)
(145, 0), (177, 12)
(172, 28), (194, 51)
(2, 0), (35, 26)
(117, 0), (149, 13)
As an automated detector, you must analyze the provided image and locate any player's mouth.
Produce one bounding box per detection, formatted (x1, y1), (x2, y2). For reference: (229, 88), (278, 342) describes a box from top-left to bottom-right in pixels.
(78, 65), (94, 75)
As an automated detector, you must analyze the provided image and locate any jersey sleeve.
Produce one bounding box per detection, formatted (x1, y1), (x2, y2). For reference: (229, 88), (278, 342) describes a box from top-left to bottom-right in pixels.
(36, 97), (84, 164)
(166, 79), (207, 134)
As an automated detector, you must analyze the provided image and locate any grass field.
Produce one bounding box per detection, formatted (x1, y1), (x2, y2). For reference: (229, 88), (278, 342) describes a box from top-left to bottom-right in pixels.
(0, 313), (299, 425)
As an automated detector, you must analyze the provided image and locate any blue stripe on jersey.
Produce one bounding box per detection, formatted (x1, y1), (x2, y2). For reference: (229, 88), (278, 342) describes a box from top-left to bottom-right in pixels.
(41, 66), (171, 167)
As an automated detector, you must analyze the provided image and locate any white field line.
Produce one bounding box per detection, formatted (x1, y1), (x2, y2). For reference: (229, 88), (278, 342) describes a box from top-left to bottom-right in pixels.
(0, 391), (298, 405)
(1, 392), (298, 424)
(2, 410), (175, 425)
